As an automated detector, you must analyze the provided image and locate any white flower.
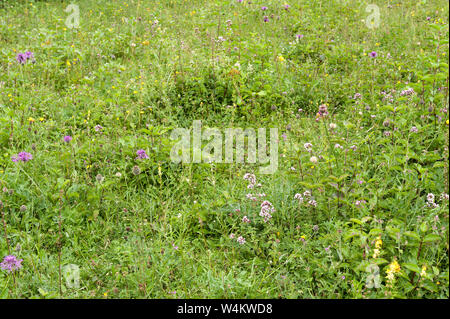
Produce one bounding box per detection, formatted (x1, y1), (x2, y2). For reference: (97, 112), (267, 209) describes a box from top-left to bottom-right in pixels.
(310, 156), (318, 164)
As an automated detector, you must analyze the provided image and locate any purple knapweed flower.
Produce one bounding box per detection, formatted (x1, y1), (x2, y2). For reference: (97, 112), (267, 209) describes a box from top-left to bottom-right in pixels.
(263, 16), (269, 22)
(16, 53), (27, 64)
(136, 149), (149, 160)
(16, 51), (34, 64)
(12, 152), (33, 162)
(283, 4), (290, 10)
(0, 255), (23, 272)
(296, 34), (304, 39)
(369, 51), (377, 58)
(261, 6), (268, 10)
(64, 135), (73, 143)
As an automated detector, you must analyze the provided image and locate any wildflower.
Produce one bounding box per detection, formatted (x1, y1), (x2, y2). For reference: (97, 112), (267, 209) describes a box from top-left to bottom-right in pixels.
(420, 265), (427, 277)
(229, 233), (235, 239)
(372, 248), (380, 259)
(296, 34), (304, 39)
(12, 152), (33, 162)
(400, 88), (415, 96)
(261, 6), (268, 10)
(20, 205), (27, 212)
(283, 4), (290, 10)
(94, 125), (103, 132)
(318, 104), (328, 117)
(353, 93), (362, 99)
(310, 156), (318, 164)
(308, 199), (317, 207)
(313, 225), (319, 232)
(0, 255), (23, 272)
(350, 145), (357, 151)
(440, 193), (449, 201)
(260, 200), (275, 222)
(237, 236), (246, 244)
(136, 149), (149, 160)
(427, 193), (435, 203)
(63, 135), (72, 143)
(304, 143), (313, 152)
(263, 16), (269, 22)
(294, 193), (303, 202)
(410, 126), (418, 133)
(16, 52), (34, 64)
(386, 259), (401, 283)
(373, 236), (382, 257)
(303, 190), (311, 197)
(334, 143), (343, 149)
(242, 216), (251, 223)
(329, 123), (337, 129)
(369, 51), (377, 58)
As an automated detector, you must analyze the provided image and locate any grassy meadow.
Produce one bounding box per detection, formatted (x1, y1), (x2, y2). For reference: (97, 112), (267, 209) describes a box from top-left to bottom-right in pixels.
(0, 0), (449, 298)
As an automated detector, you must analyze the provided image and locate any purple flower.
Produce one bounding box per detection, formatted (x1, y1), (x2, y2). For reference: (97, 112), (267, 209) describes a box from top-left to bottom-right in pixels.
(94, 125), (103, 132)
(261, 6), (268, 10)
(0, 255), (23, 272)
(296, 34), (304, 39)
(64, 135), (73, 143)
(236, 0), (243, 2)
(263, 16), (269, 22)
(136, 149), (149, 159)
(369, 51), (377, 58)
(283, 4), (290, 10)
(16, 53), (27, 64)
(16, 51), (34, 64)
(12, 152), (33, 162)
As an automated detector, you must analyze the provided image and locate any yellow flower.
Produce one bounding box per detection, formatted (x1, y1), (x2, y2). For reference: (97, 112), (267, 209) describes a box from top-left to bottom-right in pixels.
(420, 265), (427, 277)
(277, 55), (285, 62)
(387, 260), (401, 274)
(375, 236), (382, 249)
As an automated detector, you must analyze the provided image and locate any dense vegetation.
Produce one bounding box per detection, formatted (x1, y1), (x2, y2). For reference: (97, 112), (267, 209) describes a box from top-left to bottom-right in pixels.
(0, 0), (448, 298)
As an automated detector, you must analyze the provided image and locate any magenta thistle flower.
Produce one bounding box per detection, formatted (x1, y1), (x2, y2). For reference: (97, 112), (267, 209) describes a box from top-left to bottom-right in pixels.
(12, 152), (33, 162)
(0, 255), (23, 272)
(263, 16), (269, 22)
(369, 51), (377, 58)
(16, 53), (27, 64)
(63, 135), (73, 143)
(136, 149), (149, 159)
(261, 6), (268, 10)
(16, 51), (34, 64)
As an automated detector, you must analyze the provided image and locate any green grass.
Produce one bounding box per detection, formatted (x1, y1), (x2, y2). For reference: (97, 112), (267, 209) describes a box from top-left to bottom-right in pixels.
(0, 0), (448, 298)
